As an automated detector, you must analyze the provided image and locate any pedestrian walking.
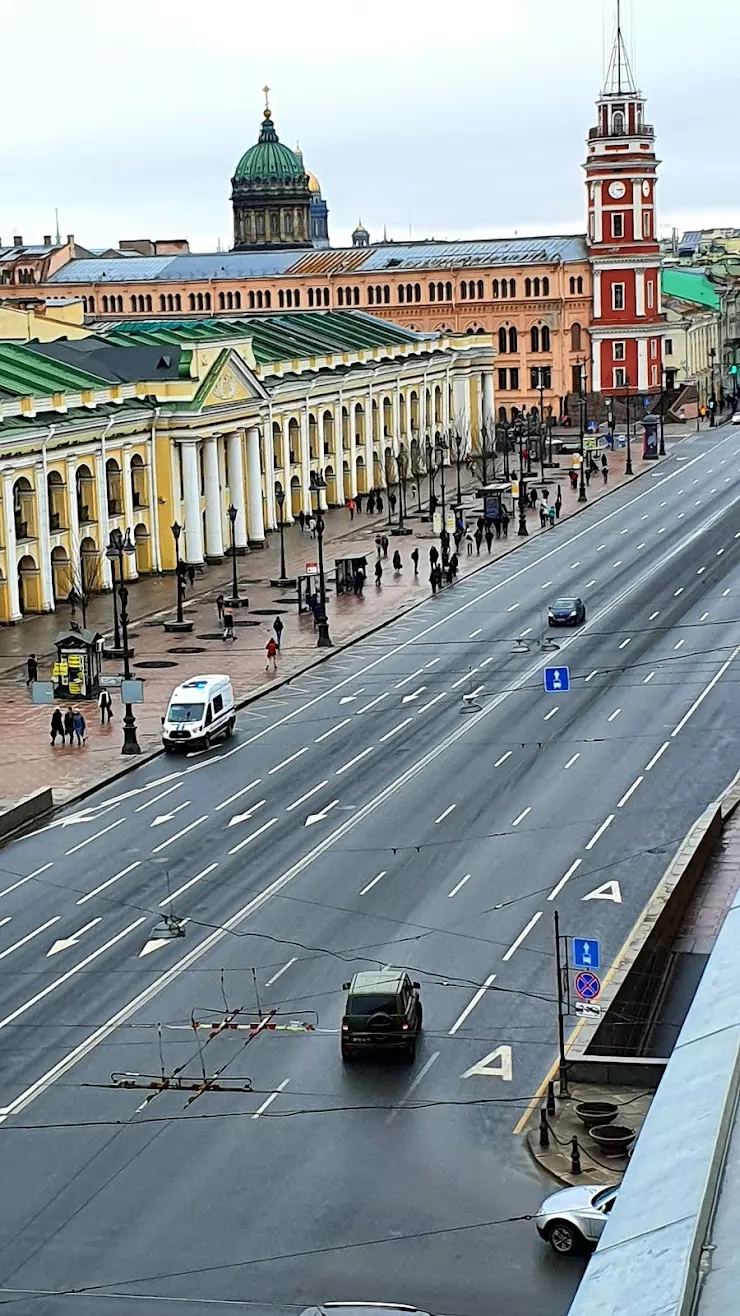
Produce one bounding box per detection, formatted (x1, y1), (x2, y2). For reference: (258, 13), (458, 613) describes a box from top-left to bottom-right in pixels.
(585, 464), (592, 486)
(601, 454), (608, 484)
(466, 533), (474, 556)
(539, 504), (547, 528)
(64, 707), (75, 745)
(494, 516), (501, 540)
(273, 615), (284, 650)
(501, 509), (510, 538)
(222, 605), (235, 641)
(265, 637), (279, 673)
(381, 535), (389, 558)
(473, 529), (482, 555)
(454, 527), (464, 551)
(445, 562), (455, 585)
(411, 547), (419, 574)
(375, 560), (383, 587)
(529, 487), (538, 510)
(392, 549), (402, 574)
(98, 689), (113, 724)
(298, 510), (306, 533)
(356, 493), (363, 514)
(569, 468), (578, 491)
(375, 534), (383, 558)
(449, 551), (459, 578)
(555, 487), (563, 518)
(367, 492), (375, 515)
(430, 568), (439, 595)
(389, 492), (397, 515)
(216, 594), (225, 623)
(73, 709), (87, 747)
(354, 567), (366, 596)
(187, 565), (195, 587)
(26, 653), (38, 686)
(430, 493), (438, 516)
(485, 528), (493, 553)
(347, 498), (355, 521)
(50, 708), (64, 746)
(429, 545), (439, 568)
(541, 488), (549, 505)
(376, 493), (384, 514)
(548, 503), (556, 528)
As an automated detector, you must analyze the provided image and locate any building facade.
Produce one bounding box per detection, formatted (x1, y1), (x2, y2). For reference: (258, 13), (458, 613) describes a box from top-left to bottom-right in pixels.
(0, 313), (494, 623)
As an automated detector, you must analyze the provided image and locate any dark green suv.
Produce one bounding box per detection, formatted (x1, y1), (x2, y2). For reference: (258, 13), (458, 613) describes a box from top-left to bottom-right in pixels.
(341, 970), (422, 1063)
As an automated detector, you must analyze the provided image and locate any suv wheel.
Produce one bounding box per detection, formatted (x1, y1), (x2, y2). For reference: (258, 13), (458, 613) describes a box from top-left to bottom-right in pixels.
(547, 1221), (582, 1255)
(416, 1004), (423, 1031)
(404, 1040), (416, 1064)
(341, 1044), (353, 1064)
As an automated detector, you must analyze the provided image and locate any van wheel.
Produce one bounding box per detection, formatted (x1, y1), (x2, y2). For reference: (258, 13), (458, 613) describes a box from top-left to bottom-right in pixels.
(163, 744), (173, 754)
(203, 734), (211, 752)
(225, 719), (235, 738)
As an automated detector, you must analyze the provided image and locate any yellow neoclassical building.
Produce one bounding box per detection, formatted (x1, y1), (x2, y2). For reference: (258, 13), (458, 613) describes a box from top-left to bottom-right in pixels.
(0, 311), (495, 623)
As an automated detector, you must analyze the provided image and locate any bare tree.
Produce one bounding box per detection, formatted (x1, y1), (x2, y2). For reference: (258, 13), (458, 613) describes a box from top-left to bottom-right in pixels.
(469, 420), (498, 487)
(67, 547), (105, 631)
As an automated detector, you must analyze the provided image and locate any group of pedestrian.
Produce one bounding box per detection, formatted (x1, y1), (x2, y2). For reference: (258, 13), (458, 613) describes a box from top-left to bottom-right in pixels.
(50, 706), (87, 747)
(375, 534), (390, 559)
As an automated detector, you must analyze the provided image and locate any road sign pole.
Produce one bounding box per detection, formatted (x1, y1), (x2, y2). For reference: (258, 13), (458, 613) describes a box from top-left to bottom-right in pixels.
(554, 910), (569, 1098)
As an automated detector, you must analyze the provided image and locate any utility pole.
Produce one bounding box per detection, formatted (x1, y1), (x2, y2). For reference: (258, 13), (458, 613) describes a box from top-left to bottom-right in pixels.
(554, 910), (569, 1097)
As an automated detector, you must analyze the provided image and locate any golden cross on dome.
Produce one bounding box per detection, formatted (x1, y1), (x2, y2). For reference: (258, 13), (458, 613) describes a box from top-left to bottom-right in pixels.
(262, 85), (271, 113)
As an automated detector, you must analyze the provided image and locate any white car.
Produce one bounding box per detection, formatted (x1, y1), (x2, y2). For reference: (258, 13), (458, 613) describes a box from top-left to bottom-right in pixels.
(731, 410), (740, 425)
(535, 1183), (618, 1254)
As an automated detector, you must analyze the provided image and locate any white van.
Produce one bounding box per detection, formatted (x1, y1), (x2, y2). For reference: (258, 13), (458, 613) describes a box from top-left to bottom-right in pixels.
(162, 675), (236, 752)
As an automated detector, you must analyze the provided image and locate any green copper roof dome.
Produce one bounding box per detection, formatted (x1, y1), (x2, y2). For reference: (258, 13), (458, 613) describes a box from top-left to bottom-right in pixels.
(233, 108), (307, 187)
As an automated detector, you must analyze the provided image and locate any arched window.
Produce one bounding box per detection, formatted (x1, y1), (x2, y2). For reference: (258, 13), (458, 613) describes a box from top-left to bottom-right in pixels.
(249, 291), (255, 309)
(501, 279), (508, 298)
(227, 291), (234, 310)
(612, 110), (625, 135)
(197, 292), (204, 311)
(295, 289), (301, 307)
(131, 296), (137, 312)
(577, 276), (583, 294)
(429, 283), (436, 302)
(174, 294), (181, 311)
(218, 292), (225, 310)
(146, 294), (152, 311)
(280, 289), (286, 309)
(234, 290), (241, 309)
(323, 288), (330, 306)
(477, 280), (484, 299)
(414, 284), (421, 302)
(445, 282), (452, 301)
(571, 322), (582, 351)
(498, 327), (507, 353)
(159, 294), (166, 312)
(530, 326), (540, 353)
(569, 276), (576, 295)
(257, 290), (264, 309)
(397, 285), (404, 304)
(542, 325), (551, 352)
(286, 289), (293, 308)
(525, 278), (532, 298)
(510, 279), (516, 298)
(508, 326), (518, 353)
(264, 290), (271, 308)
(337, 287), (344, 307)
(354, 287), (360, 305)
(205, 292), (211, 310)
(460, 281), (467, 300)
(534, 278), (541, 297)
(492, 279), (499, 299)
(542, 277), (550, 296)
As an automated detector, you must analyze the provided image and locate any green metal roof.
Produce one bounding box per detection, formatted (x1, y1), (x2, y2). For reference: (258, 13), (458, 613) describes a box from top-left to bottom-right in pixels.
(0, 342), (110, 399)
(661, 267), (721, 312)
(101, 312), (423, 365)
(233, 111), (306, 187)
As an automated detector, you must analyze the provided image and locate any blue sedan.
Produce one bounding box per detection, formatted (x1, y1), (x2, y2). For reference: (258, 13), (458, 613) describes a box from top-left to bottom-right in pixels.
(548, 596), (586, 627)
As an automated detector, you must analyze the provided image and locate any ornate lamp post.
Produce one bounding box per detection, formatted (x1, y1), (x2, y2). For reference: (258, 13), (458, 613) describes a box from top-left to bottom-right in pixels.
(658, 366), (666, 457)
(171, 521), (184, 625)
(625, 377), (633, 476)
(106, 528), (139, 756)
(425, 436), (436, 513)
(397, 444), (409, 530)
(453, 431), (464, 506)
(309, 471), (332, 648)
(275, 488), (288, 583)
(578, 358), (588, 504)
(709, 346), (717, 426)
(516, 422), (528, 537)
(435, 435), (448, 558)
(106, 527), (134, 656)
(227, 504), (239, 603)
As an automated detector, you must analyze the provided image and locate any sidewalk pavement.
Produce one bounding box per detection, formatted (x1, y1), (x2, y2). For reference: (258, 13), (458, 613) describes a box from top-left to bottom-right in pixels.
(526, 1081), (652, 1187)
(0, 440), (679, 812)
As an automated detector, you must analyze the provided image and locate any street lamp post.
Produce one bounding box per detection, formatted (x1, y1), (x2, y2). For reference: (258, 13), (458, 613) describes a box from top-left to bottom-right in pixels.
(435, 436), (448, 545)
(117, 581), (140, 755)
(625, 378), (633, 475)
(309, 471), (332, 648)
(538, 372), (546, 481)
(106, 528), (134, 655)
(453, 431), (463, 506)
(276, 488), (288, 583)
(425, 437), (436, 513)
(397, 444), (408, 531)
(227, 504), (239, 604)
(577, 359), (588, 503)
(516, 423), (528, 536)
(171, 521), (185, 625)
(709, 346), (717, 426)
(659, 367), (666, 457)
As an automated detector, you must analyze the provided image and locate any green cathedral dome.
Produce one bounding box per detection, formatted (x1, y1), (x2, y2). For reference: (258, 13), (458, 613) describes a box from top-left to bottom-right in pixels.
(233, 109), (306, 187)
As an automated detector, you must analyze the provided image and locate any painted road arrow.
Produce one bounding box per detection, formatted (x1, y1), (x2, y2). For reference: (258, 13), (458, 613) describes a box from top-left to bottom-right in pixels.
(305, 800), (339, 827)
(139, 919), (190, 958)
(47, 918), (102, 957)
(339, 689), (365, 705)
(402, 688), (426, 704)
(228, 800), (266, 827)
(150, 802), (190, 827)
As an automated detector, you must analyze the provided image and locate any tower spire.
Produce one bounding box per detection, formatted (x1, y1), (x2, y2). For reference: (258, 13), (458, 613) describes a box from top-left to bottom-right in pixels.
(604, 0), (637, 95)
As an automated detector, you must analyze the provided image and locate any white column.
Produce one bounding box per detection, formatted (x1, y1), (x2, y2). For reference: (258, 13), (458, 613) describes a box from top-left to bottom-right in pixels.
(1, 473), (21, 622)
(333, 399), (345, 501)
(264, 412), (277, 531)
(217, 436), (228, 548)
(637, 339), (649, 390)
(452, 374), (471, 445)
(203, 436), (224, 560)
(635, 270), (645, 317)
(245, 426), (265, 545)
(632, 181), (642, 244)
(181, 441), (204, 563)
(392, 389), (401, 456)
(593, 270), (602, 319)
(66, 457), (80, 580)
(227, 431), (248, 549)
(442, 374), (450, 433)
(93, 452), (112, 589)
(121, 450), (138, 581)
(364, 386), (373, 493)
(591, 339), (601, 393)
(300, 408), (312, 515)
(594, 187), (603, 243)
(482, 371), (495, 431)
(34, 463), (54, 610)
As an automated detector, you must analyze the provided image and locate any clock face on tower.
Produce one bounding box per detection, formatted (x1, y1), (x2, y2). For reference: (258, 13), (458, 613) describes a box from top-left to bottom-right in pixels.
(608, 181), (626, 199)
(642, 180), (650, 197)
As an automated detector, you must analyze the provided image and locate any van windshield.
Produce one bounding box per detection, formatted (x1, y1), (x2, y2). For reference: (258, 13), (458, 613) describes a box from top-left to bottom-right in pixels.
(168, 702), (204, 723)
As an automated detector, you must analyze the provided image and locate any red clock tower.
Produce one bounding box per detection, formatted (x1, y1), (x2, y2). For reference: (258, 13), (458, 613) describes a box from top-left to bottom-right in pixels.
(584, 4), (665, 400)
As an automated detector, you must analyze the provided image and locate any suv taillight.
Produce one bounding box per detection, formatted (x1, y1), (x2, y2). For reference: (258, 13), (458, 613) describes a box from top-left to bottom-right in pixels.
(341, 1021), (349, 1032)
(402, 1022), (409, 1031)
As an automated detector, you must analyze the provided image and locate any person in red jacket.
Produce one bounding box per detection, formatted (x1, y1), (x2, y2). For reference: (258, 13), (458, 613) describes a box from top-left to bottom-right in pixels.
(265, 637), (279, 673)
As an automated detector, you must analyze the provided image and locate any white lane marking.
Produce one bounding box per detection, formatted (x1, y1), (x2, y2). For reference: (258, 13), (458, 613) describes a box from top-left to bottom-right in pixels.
(585, 815), (614, 850)
(645, 742), (669, 771)
(150, 802), (190, 828)
(451, 669), (478, 690)
(636, 543), (645, 550)
(65, 817), (125, 856)
(380, 719), (414, 743)
(618, 638), (632, 649)
(338, 689), (365, 705)
(417, 693), (447, 714)
(0, 862), (53, 902)
(649, 610), (660, 620)
(549, 859), (582, 901)
(495, 751), (512, 767)
(597, 544), (606, 552)
(699, 611), (709, 621)
(315, 717), (352, 742)
(614, 560), (622, 568)
(336, 746), (374, 774)
(607, 708), (621, 722)
(151, 815), (207, 854)
(671, 643), (740, 739)
(659, 501), (667, 508)
(617, 777), (644, 808)
(0, 917), (61, 963)
(134, 784), (182, 812)
(469, 628), (483, 638)
(252, 1078), (289, 1120)
(570, 561), (580, 569)
(544, 707), (559, 721)
(678, 513), (685, 519)
(386, 1051), (440, 1122)
(717, 548), (725, 556)
(507, 603), (520, 612)
(469, 684), (485, 700)
(620, 527), (630, 534)
(286, 781), (328, 812)
(265, 957), (297, 987)
(359, 870), (387, 895)
(643, 671), (656, 684)
(722, 588), (731, 597)
(395, 667), (425, 690)
(269, 747), (308, 775)
(424, 658), (440, 669)
(449, 974), (497, 1035)
(215, 779), (262, 811)
(641, 513), (649, 520)
(697, 567), (706, 575)
(47, 919), (102, 957)
(674, 588), (684, 596)
(159, 862), (219, 907)
(541, 579), (553, 588)
(674, 639), (685, 650)
(519, 627), (533, 637)
(305, 801), (339, 827)
(76, 861), (141, 907)
(564, 753), (580, 769)
(0, 918), (146, 1031)
(448, 873), (472, 899)
(693, 501), (701, 507)
(586, 579), (596, 588)
(585, 670), (598, 682)
(512, 806), (531, 827)
(435, 805), (456, 824)
(401, 687), (426, 704)
(479, 656), (496, 667)
(502, 911), (543, 962)
(227, 818), (278, 856)
(658, 527), (666, 534)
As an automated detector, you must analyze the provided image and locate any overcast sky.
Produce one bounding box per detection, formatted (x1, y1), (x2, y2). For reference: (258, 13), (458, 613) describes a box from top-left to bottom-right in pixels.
(2, 0), (738, 253)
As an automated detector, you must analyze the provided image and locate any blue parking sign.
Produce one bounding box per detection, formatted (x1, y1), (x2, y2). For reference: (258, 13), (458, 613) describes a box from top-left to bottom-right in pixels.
(544, 666), (570, 694)
(573, 937), (600, 970)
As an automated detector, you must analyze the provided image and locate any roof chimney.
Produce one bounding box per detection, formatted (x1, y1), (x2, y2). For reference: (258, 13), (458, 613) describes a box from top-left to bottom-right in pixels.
(67, 234), (74, 248)
(43, 234), (52, 246)
(13, 235), (22, 246)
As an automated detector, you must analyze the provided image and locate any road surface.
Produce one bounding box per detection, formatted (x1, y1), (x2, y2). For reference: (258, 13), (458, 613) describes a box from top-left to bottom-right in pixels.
(0, 423), (738, 1316)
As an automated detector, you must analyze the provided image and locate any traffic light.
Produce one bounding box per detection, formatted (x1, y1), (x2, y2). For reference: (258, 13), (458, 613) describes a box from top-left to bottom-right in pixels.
(730, 364), (738, 376)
